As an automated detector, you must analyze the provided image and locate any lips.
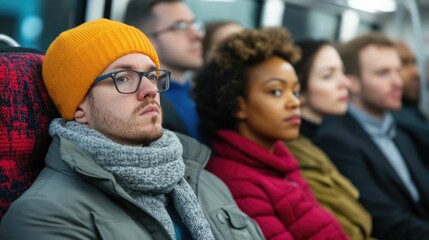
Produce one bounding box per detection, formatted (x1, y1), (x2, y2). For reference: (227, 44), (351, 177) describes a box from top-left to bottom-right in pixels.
(390, 91), (402, 101)
(285, 115), (301, 125)
(339, 95), (349, 102)
(141, 105), (159, 115)
(189, 43), (202, 55)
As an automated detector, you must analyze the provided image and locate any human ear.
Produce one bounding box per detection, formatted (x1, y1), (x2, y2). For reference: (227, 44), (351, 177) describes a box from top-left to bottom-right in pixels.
(347, 75), (360, 95)
(74, 97), (90, 124)
(235, 96), (247, 120)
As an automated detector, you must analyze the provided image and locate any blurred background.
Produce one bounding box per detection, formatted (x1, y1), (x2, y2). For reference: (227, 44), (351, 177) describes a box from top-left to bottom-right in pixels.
(1, 0), (428, 117)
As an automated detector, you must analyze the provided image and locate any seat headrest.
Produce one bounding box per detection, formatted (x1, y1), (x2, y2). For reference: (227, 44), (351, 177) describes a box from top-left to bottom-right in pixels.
(0, 48), (58, 218)
(0, 34), (20, 47)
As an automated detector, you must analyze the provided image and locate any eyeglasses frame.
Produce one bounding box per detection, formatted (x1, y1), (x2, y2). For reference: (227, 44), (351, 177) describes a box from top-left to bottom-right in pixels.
(93, 69), (171, 94)
(149, 19), (205, 37)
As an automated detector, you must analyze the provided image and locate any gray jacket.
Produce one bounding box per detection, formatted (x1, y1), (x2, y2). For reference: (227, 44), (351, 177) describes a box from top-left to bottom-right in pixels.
(0, 132), (264, 240)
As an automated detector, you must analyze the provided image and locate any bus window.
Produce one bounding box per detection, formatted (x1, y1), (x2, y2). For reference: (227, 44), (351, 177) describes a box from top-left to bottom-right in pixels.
(185, 0), (261, 28)
(283, 3), (341, 41)
(357, 20), (379, 35)
(0, 0), (85, 53)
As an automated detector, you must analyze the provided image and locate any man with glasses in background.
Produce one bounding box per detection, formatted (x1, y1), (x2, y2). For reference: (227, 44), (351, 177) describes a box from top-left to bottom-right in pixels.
(125, 0), (205, 141)
(0, 18), (264, 240)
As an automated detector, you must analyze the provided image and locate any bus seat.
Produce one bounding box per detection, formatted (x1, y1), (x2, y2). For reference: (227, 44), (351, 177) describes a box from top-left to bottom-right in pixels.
(0, 47), (58, 219)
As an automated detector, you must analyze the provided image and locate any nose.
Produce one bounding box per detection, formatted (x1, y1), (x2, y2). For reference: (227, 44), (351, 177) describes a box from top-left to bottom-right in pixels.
(189, 23), (205, 39)
(136, 77), (157, 101)
(189, 29), (204, 40)
(339, 73), (351, 89)
(287, 92), (301, 109)
(195, 29), (205, 39)
(393, 72), (403, 89)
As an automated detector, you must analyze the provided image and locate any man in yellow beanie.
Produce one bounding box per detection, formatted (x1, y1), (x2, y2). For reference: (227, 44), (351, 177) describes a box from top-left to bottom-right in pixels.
(0, 18), (264, 240)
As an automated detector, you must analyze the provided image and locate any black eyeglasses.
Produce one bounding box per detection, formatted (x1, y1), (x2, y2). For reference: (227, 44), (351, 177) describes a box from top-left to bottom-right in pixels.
(149, 19), (205, 37)
(93, 69), (171, 94)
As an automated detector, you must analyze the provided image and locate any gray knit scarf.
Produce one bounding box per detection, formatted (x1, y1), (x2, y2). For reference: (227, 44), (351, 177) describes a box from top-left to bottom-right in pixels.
(49, 119), (214, 240)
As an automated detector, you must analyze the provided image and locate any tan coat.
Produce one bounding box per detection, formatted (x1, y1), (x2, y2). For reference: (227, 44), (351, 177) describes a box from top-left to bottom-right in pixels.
(286, 135), (373, 240)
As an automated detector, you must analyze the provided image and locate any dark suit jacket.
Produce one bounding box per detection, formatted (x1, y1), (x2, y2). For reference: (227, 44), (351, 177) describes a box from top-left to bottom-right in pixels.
(393, 104), (429, 167)
(314, 112), (429, 240)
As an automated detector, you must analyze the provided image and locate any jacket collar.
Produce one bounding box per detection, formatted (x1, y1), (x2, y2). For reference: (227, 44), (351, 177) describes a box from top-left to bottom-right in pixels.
(174, 132), (211, 193)
(46, 132), (211, 196)
(349, 104), (396, 138)
(45, 136), (135, 199)
(212, 129), (298, 176)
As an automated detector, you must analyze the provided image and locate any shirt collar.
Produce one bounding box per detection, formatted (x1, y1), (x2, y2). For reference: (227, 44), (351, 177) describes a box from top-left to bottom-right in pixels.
(348, 104), (396, 138)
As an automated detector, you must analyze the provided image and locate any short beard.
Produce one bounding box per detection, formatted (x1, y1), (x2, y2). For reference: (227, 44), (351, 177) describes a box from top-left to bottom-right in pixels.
(87, 93), (163, 146)
(139, 115), (163, 146)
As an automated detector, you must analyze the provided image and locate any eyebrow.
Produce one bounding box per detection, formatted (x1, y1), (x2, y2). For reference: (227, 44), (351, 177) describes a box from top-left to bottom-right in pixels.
(172, 18), (196, 24)
(318, 65), (342, 72)
(110, 64), (158, 71)
(264, 78), (301, 89)
(265, 78), (286, 84)
(265, 78), (299, 85)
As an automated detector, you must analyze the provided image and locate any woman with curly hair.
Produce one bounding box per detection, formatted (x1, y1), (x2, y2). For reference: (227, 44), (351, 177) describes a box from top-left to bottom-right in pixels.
(285, 40), (373, 240)
(194, 27), (348, 240)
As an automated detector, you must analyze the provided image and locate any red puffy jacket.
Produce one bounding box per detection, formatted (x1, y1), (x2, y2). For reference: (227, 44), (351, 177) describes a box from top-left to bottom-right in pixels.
(208, 129), (348, 240)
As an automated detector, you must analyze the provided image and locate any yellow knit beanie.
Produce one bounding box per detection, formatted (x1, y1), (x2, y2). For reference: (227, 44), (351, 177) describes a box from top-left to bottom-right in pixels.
(42, 18), (159, 120)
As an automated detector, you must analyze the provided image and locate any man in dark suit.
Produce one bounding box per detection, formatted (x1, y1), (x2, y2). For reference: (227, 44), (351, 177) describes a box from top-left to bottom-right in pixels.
(314, 33), (429, 240)
(393, 41), (429, 165)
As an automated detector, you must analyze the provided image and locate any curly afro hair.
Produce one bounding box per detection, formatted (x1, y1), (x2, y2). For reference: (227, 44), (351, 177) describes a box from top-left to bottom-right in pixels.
(194, 27), (301, 141)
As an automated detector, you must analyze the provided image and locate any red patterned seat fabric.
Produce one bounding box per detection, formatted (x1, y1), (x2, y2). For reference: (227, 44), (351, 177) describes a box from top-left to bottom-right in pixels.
(0, 48), (57, 218)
